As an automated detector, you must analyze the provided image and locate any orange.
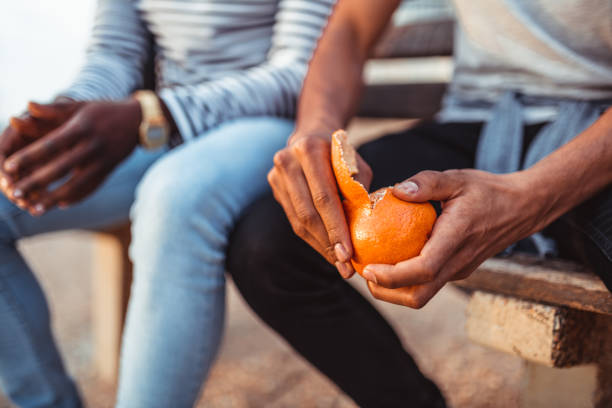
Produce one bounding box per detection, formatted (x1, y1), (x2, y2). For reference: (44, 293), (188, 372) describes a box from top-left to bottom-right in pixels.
(331, 130), (436, 276)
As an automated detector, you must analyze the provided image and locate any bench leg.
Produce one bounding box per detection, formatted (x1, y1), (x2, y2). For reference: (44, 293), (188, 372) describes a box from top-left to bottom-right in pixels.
(91, 225), (132, 383)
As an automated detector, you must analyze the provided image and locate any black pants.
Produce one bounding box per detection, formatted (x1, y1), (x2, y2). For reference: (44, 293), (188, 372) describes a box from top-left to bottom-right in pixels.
(225, 121), (612, 408)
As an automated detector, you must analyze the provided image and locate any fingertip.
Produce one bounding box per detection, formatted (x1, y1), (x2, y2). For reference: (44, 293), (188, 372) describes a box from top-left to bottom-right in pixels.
(362, 265), (379, 284)
(27, 101), (51, 119)
(3, 160), (17, 174)
(31, 203), (46, 216)
(392, 180), (419, 199)
(9, 116), (25, 130)
(335, 261), (354, 279)
(334, 243), (350, 263)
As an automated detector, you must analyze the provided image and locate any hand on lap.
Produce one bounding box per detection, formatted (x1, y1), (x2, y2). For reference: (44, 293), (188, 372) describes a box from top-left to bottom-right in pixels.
(0, 99), (141, 215)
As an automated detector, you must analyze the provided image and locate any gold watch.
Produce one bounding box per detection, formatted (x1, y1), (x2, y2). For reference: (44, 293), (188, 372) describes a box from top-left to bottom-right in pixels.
(132, 90), (170, 150)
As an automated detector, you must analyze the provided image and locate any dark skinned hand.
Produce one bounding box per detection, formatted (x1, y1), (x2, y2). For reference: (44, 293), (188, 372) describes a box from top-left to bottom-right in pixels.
(1, 99), (141, 215)
(0, 100), (84, 209)
(361, 169), (543, 308)
(268, 132), (372, 277)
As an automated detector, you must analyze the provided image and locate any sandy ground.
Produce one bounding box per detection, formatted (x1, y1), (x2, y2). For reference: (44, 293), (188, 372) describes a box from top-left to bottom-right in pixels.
(0, 120), (524, 407)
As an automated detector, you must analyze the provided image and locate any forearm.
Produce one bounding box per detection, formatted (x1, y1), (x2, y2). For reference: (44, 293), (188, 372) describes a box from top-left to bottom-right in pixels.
(522, 108), (612, 229)
(293, 18), (365, 137)
(293, 0), (401, 139)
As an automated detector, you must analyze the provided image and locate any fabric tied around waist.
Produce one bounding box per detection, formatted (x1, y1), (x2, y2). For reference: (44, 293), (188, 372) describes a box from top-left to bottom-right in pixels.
(475, 92), (607, 257)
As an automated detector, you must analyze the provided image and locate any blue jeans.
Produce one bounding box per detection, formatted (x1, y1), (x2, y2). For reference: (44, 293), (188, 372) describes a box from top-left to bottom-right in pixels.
(0, 117), (293, 407)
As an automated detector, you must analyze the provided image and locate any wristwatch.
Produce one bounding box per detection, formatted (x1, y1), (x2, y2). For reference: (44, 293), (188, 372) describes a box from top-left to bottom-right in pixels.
(132, 90), (170, 150)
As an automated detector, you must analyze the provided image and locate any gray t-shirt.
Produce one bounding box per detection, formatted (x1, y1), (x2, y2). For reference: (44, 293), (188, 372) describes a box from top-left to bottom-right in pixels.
(439, 0), (612, 122)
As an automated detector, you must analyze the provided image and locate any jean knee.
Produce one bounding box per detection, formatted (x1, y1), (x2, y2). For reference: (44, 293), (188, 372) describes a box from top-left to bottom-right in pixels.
(129, 151), (232, 280)
(133, 150), (223, 228)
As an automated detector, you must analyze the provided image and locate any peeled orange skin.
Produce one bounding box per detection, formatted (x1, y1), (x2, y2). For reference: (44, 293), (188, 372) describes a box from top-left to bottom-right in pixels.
(331, 130), (437, 280)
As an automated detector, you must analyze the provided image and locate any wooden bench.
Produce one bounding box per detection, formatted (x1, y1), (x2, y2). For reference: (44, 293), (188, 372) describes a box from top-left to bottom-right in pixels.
(91, 18), (612, 407)
(457, 256), (611, 407)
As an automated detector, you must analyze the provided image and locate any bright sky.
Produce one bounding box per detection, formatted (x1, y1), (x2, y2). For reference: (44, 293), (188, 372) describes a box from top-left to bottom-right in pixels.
(0, 1), (95, 123)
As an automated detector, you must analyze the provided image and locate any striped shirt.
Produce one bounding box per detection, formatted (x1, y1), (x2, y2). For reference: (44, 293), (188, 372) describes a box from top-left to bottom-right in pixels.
(61, 0), (335, 143)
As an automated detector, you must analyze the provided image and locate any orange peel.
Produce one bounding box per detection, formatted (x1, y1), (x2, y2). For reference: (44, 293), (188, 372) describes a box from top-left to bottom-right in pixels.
(331, 129), (437, 279)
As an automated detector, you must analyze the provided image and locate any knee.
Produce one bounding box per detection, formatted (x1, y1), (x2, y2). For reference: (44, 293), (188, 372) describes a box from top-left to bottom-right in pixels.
(129, 152), (230, 274)
(131, 151), (223, 235)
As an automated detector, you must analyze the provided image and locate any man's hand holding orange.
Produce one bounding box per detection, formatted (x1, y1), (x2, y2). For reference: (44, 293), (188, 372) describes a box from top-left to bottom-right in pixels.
(363, 168), (542, 308)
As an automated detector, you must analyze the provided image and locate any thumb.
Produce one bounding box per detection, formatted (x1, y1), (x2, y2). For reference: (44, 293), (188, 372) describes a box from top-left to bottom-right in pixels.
(9, 114), (34, 134)
(27, 100), (80, 121)
(392, 170), (460, 202)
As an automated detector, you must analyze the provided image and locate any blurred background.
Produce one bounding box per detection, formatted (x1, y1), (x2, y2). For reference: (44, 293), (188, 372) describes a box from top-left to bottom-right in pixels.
(0, 1), (525, 407)
(0, 1), (94, 125)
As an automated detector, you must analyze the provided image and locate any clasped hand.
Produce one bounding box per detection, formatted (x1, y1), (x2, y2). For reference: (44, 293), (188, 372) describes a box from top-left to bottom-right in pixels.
(0, 99), (141, 215)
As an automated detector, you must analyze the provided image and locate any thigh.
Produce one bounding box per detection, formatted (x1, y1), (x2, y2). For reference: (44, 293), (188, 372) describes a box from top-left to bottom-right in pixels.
(227, 195), (446, 408)
(358, 121), (482, 190)
(547, 186), (612, 291)
(0, 147), (164, 241)
(132, 116), (294, 238)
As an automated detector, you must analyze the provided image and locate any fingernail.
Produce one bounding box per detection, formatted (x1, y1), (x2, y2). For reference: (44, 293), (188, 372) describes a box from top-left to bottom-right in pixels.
(4, 161), (15, 172)
(12, 189), (22, 198)
(363, 266), (378, 284)
(335, 262), (351, 279)
(33, 204), (45, 215)
(396, 181), (418, 194)
(334, 243), (350, 263)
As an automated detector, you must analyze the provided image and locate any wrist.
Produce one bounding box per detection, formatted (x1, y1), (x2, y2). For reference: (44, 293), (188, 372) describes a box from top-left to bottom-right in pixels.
(292, 114), (345, 146)
(131, 91), (171, 150)
(123, 98), (143, 147)
(510, 168), (570, 232)
(288, 129), (332, 146)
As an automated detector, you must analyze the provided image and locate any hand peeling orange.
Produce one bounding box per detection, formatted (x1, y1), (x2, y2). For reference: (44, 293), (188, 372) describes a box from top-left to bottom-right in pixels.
(331, 130), (436, 277)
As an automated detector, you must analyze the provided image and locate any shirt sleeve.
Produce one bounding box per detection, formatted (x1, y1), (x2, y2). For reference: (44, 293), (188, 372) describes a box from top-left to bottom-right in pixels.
(59, 0), (152, 101)
(158, 0), (336, 142)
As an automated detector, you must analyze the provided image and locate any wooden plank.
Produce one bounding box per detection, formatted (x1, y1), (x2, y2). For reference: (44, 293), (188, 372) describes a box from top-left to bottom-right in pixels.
(455, 255), (612, 315)
(466, 291), (602, 367)
(374, 20), (454, 59)
(91, 224), (133, 383)
(358, 82), (447, 118)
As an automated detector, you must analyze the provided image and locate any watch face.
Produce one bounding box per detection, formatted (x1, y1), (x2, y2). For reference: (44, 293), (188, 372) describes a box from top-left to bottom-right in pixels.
(148, 127), (164, 144)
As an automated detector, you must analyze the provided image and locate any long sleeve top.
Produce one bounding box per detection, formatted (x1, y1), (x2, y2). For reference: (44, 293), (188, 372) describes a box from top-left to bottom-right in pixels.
(61, 0), (335, 143)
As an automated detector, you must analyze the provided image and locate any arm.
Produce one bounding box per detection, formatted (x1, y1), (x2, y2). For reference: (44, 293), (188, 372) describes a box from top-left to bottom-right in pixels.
(0, 0), (152, 213)
(268, 0), (401, 274)
(159, 0), (337, 142)
(362, 110), (612, 308)
(60, 0), (152, 101)
(292, 0), (401, 138)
